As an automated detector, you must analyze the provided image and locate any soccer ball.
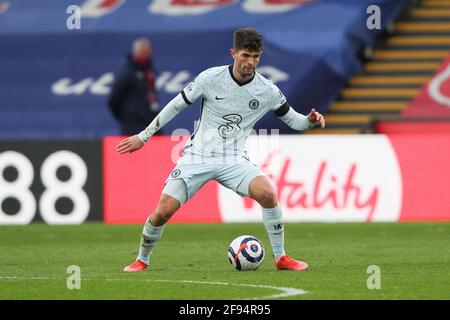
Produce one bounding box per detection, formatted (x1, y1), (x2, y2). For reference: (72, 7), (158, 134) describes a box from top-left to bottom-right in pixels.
(227, 235), (265, 271)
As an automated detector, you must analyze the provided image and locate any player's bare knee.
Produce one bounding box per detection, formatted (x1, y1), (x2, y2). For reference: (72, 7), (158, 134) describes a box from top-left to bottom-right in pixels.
(153, 207), (172, 225)
(152, 195), (179, 224)
(257, 188), (277, 208)
(264, 192), (278, 208)
(150, 211), (165, 226)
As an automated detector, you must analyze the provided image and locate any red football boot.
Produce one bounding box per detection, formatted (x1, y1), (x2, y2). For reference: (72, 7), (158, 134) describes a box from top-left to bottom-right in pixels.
(275, 255), (309, 271)
(123, 259), (148, 272)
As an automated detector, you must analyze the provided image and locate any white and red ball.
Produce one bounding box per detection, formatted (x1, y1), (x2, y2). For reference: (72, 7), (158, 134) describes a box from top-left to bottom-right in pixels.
(227, 235), (265, 271)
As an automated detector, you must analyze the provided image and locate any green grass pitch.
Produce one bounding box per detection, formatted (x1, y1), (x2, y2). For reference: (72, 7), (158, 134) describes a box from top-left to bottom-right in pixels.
(0, 222), (449, 300)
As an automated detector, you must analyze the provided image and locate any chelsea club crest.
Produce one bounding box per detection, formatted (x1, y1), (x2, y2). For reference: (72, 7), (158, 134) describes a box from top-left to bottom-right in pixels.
(249, 99), (259, 109)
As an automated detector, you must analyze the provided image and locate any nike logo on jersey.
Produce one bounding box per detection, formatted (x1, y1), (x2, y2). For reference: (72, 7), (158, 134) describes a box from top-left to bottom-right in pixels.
(215, 96), (226, 100)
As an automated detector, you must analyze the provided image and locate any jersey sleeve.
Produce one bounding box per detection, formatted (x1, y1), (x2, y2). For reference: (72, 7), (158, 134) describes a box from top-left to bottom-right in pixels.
(181, 71), (206, 105)
(268, 83), (288, 112)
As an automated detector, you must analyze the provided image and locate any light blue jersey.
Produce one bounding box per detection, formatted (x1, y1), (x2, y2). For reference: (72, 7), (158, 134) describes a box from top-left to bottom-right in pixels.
(180, 65), (287, 161)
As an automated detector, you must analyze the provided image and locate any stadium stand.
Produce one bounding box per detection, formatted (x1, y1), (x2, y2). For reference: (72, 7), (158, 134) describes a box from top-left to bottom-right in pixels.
(309, 0), (450, 134)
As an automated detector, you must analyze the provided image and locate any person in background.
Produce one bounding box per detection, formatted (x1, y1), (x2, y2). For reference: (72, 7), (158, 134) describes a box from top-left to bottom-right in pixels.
(108, 38), (159, 135)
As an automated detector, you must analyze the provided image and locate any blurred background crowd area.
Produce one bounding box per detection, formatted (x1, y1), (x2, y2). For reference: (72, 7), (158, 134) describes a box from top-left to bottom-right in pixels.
(1, 0), (449, 139)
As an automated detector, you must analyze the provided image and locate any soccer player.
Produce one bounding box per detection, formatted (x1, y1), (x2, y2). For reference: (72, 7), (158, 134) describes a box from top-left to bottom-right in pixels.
(117, 28), (325, 272)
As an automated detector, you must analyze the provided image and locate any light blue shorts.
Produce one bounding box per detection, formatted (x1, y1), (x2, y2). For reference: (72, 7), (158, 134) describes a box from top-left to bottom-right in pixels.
(162, 157), (264, 205)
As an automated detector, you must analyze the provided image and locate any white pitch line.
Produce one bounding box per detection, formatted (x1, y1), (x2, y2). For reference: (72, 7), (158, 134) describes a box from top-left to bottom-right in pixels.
(0, 276), (307, 299)
(0, 276), (52, 280)
(151, 279), (307, 300)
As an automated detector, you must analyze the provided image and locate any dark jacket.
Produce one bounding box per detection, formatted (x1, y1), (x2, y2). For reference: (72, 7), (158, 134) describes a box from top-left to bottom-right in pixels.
(108, 55), (158, 135)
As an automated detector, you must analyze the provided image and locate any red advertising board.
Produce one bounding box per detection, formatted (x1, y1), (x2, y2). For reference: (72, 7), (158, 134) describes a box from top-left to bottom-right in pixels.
(376, 121), (450, 134)
(402, 54), (450, 118)
(103, 135), (450, 223)
(103, 136), (221, 223)
(389, 134), (450, 221)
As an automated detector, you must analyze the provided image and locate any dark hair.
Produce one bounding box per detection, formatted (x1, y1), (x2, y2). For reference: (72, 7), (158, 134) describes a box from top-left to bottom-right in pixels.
(233, 28), (263, 52)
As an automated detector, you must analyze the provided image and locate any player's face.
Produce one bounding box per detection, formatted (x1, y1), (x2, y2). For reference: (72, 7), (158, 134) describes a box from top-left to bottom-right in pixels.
(231, 48), (261, 79)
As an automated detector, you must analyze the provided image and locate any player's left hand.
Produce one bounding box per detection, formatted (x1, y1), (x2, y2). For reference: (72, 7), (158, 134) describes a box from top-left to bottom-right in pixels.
(307, 108), (326, 128)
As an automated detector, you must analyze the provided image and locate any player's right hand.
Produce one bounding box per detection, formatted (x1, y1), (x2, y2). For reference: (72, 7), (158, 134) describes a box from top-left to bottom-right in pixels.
(116, 135), (145, 154)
